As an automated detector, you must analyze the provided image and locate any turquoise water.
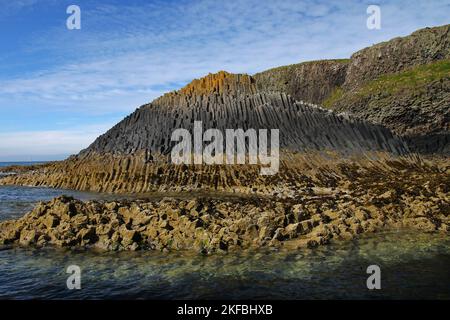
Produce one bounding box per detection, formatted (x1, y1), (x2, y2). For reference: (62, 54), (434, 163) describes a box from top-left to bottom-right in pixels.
(0, 185), (449, 299)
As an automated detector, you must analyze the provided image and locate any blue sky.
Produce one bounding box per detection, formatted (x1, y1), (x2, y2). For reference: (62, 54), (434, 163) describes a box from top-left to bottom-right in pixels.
(0, 0), (448, 161)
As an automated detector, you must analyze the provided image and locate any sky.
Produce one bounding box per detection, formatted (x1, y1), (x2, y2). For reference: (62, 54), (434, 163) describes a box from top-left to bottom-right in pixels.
(0, 0), (448, 161)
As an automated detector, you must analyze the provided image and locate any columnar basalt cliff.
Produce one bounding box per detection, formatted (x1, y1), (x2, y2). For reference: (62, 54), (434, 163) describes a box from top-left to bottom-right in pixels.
(1, 25), (448, 192)
(82, 88), (408, 157)
(0, 71), (414, 194)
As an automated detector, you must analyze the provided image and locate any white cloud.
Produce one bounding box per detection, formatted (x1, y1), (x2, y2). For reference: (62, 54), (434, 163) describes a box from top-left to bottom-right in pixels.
(2, 0), (447, 115)
(0, 123), (115, 161)
(3, 1), (449, 112)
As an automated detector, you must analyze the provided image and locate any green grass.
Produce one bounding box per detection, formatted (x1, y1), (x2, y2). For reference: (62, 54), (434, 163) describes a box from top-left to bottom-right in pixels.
(254, 59), (351, 76)
(360, 59), (450, 95)
(323, 87), (345, 108)
(323, 59), (450, 108)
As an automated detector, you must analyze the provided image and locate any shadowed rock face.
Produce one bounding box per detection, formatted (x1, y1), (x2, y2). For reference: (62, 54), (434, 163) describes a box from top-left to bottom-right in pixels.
(81, 80), (408, 157)
(253, 60), (349, 104)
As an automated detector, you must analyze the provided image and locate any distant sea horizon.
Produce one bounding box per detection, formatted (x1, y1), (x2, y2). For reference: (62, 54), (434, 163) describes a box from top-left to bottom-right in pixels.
(0, 161), (50, 167)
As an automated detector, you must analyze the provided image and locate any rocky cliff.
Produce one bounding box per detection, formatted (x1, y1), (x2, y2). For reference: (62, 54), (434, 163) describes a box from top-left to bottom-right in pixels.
(253, 24), (450, 153)
(324, 60), (449, 153)
(1, 25), (449, 195)
(0, 72), (413, 195)
(324, 24), (450, 153)
(253, 59), (349, 104)
(81, 72), (407, 157)
(343, 25), (450, 89)
(59, 70), (412, 196)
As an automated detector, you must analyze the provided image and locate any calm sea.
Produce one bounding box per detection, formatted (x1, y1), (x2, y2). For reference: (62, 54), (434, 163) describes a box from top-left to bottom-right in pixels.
(0, 161), (48, 167)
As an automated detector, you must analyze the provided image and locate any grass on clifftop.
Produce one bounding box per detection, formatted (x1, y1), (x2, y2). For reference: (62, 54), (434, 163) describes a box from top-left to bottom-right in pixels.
(365, 59), (450, 94)
(323, 59), (450, 108)
(254, 59), (350, 76)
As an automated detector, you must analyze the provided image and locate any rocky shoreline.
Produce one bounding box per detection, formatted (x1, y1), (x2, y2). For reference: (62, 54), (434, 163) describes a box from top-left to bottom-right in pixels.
(1, 154), (448, 253)
(1, 179), (448, 253)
